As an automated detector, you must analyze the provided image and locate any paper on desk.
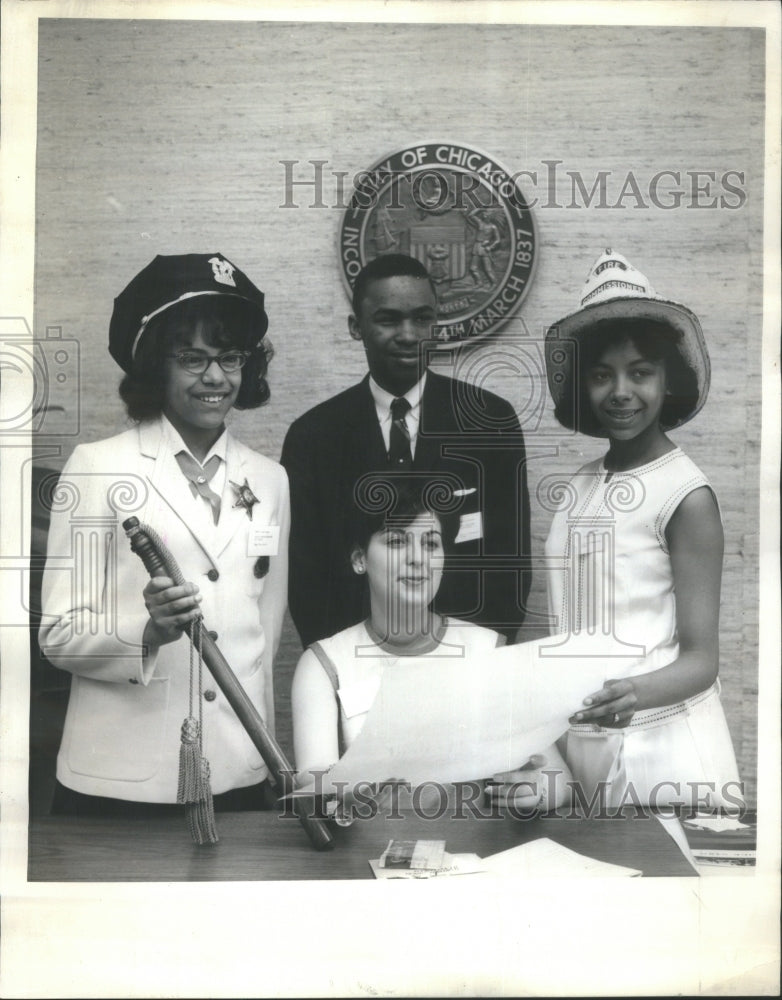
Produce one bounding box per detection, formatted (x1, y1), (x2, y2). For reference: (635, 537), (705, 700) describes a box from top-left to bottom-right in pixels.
(295, 633), (638, 796)
(368, 841), (642, 879)
(369, 853), (485, 879)
(478, 838), (642, 877)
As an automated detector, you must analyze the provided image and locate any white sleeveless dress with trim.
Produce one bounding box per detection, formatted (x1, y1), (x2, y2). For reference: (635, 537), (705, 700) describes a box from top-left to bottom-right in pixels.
(310, 618), (504, 753)
(544, 448), (741, 809)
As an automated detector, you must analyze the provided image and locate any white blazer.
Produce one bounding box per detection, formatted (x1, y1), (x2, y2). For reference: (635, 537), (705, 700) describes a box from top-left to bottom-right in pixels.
(39, 418), (290, 801)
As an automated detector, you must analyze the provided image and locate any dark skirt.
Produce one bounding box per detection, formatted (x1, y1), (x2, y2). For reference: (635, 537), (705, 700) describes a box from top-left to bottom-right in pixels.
(50, 779), (276, 817)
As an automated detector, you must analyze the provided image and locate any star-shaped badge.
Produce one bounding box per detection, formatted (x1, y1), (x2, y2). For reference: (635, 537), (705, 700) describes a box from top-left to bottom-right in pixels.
(230, 479), (259, 519)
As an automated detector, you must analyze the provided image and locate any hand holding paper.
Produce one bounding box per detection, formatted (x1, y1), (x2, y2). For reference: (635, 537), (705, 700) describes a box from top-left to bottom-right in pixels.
(571, 677), (639, 728)
(489, 754), (548, 807)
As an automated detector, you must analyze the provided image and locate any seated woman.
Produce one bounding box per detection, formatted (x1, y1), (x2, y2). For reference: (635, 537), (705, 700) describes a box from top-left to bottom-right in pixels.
(291, 477), (571, 814)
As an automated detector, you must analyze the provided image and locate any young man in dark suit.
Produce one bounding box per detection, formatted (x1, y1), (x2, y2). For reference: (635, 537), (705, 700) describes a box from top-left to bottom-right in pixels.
(281, 254), (531, 647)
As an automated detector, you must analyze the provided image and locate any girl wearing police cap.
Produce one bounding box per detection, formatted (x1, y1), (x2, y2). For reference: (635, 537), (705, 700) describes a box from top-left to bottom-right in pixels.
(40, 254), (289, 814)
(543, 250), (742, 811)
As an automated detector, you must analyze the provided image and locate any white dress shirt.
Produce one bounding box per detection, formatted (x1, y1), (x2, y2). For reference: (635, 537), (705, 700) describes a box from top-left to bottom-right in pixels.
(161, 414), (228, 531)
(368, 372), (427, 458)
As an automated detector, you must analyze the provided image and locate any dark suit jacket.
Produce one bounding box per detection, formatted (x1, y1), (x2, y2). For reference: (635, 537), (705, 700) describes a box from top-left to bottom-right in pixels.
(280, 371), (531, 646)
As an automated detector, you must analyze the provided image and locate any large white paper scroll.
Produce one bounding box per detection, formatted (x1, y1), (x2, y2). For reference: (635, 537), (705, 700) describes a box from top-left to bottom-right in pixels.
(295, 633), (643, 796)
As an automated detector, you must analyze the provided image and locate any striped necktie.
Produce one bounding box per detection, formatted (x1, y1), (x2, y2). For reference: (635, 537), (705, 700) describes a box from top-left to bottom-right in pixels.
(388, 396), (413, 469)
(175, 451), (222, 525)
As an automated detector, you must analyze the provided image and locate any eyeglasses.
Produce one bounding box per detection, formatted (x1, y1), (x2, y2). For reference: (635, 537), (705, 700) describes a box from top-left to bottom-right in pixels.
(167, 350), (251, 374)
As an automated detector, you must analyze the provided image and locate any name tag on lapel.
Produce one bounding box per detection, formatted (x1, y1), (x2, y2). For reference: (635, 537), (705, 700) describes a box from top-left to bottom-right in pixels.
(247, 525), (280, 557)
(454, 510), (483, 544)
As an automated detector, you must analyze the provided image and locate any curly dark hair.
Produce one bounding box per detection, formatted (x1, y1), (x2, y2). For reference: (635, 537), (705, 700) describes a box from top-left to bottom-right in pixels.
(555, 318), (700, 436)
(348, 475), (460, 560)
(118, 295), (273, 421)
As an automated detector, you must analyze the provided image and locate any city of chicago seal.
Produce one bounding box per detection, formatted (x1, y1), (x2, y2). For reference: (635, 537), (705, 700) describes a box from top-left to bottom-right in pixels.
(339, 142), (537, 344)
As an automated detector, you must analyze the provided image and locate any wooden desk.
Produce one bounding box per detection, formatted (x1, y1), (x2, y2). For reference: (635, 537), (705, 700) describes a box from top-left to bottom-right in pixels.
(28, 806), (695, 881)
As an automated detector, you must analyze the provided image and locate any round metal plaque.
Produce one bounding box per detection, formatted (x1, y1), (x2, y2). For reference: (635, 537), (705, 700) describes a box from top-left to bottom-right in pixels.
(339, 141), (537, 345)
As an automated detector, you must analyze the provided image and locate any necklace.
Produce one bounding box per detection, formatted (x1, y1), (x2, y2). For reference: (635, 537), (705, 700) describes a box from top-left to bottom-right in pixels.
(364, 614), (446, 656)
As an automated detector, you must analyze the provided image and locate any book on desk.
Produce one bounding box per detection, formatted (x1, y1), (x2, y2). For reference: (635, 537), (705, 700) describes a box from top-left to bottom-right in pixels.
(678, 811), (757, 871)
